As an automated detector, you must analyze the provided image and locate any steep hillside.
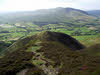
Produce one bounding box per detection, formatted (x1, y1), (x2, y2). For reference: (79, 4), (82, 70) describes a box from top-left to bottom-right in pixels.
(0, 7), (96, 24)
(82, 44), (100, 56)
(0, 31), (100, 75)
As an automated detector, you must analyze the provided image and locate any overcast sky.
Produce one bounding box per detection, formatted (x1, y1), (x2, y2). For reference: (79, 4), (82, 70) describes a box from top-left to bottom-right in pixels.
(0, 0), (100, 12)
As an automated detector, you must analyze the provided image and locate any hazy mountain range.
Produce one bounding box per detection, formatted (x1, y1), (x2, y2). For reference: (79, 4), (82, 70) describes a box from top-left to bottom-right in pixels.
(0, 7), (97, 24)
(87, 10), (100, 16)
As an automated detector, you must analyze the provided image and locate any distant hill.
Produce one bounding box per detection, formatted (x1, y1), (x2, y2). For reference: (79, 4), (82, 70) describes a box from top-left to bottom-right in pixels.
(0, 31), (100, 75)
(0, 7), (96, 25)
(87, 10), (100, 16)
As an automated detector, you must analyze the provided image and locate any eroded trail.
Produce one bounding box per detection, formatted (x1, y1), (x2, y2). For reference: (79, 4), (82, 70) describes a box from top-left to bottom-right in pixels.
(17, 69), (29, 75)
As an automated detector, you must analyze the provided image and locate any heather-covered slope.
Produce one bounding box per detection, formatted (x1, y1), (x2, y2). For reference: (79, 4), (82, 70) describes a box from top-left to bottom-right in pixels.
(82, 44), (100, 56)
(0, 31), (100, 75)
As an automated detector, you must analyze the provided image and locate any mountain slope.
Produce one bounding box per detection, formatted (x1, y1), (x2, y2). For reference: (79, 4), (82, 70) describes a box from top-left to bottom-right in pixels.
(87, 10), (100, 16)
(0, 7), (96, 24)
(0, 31), (100, 75)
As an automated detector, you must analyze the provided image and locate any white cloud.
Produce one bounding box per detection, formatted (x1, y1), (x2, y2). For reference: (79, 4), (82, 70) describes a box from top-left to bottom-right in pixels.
(72, 0), (100, 10)
(0, 0), (50, 11)
(0, 0), (100, 11)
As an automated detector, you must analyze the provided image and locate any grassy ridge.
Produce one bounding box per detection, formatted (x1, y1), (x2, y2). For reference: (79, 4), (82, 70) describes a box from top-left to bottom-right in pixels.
(0, 31), (100, 75)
